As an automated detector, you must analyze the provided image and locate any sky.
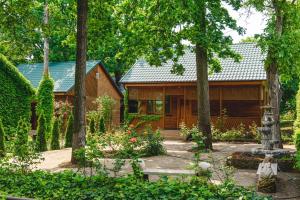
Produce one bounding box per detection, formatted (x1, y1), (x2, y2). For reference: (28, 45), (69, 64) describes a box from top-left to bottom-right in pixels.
(226, 7), (267, 42)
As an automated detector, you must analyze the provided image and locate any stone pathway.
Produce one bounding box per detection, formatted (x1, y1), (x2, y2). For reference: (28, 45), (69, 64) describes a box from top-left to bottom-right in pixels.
(37, 141), (300, 199)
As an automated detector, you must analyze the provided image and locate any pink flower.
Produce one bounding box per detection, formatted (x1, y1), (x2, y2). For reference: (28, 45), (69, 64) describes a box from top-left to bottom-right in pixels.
(130, 137), (137, 143)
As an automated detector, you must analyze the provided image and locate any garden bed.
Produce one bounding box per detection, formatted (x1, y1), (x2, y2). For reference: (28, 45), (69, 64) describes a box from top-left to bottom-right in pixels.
(226, 152), (297, 172)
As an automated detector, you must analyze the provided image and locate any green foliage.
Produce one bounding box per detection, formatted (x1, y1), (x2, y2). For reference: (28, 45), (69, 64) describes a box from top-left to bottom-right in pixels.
(12, 118), (42, 172)
(65, 114), (74, 148)
(295, 129), (300, 151)
(0, 168), (268, 200)
(89, 118), (96, 134)
(14, 119), (30, 159)
(0, 120), (5, 157)
(0, 54), (35, 135)
(294, 84), (300, 129)
(36, 113), (47, 152)
(142, 128), (165, 157)
(124, 89), (129, 124)
(128, 114), (161, 129)
(51, 118), (60, 150)
(36, 75), (54, 137)
(96, 95), (115, 129)
(99, 117), (106, 134)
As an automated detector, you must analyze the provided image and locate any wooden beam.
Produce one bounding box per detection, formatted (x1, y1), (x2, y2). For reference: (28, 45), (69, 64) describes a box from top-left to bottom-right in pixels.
(123, 80), (266, 88)
(184, 86), (186, 124)
(219, 87), (223, 117)
(163, 87), (165, 129)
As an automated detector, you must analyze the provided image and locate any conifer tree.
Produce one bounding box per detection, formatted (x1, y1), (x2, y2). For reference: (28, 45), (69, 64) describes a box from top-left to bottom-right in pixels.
(65, 114), (74, 148)
(0, 119), (5, 157)
(36, 113), (47, 152)
(89, 118), (95, 134)
(99, 117), (105, 134)
(51, 117), (60, 150)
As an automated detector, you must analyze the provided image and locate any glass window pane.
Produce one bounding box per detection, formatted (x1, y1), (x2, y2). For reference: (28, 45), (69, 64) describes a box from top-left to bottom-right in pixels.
(128, 100), (138, 113)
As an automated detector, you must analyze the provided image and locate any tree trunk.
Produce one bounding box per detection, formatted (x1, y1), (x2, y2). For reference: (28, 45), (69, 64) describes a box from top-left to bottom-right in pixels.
(71, 0), (88, 163)
(266, 0), (283, 148)
(43, 0), (49, 76)
(196, 44), (213, 150)
(195, 2), (212, 150)
(266, 62), (282, 148)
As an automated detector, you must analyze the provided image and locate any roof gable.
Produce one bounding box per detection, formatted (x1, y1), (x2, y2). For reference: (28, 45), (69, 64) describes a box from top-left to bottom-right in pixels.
(18, 61), (99, 92)
(120, 43), (267, 83)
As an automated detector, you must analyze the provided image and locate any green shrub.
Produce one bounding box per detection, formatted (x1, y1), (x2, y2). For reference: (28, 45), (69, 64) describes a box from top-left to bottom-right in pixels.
(124, 89), (129, 124)
(65, 114), (74, 148)
(51, 118), (60, 150)
(36, 75), (54, 137)
(96, 95), (115, 129)
(36, 113), (47, 152)
(89, 118), (96, 134)
(142, 128), (165, 156)
(13, 118), (42, 173)
(99, 117), (105, 134)
(0, 54), (35, 135)
(0, 168), (268, 200)
(294, 84), (300, 129)
(0, 120), (5, 157)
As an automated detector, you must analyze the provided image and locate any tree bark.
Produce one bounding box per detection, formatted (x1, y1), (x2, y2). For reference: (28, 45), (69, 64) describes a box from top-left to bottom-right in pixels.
(71, 0), (88, 163)
(196, 44), (213, 150)
(266, 0), (283, 148)
(43, 0), (49, 76)
(195, 2), (212, 150)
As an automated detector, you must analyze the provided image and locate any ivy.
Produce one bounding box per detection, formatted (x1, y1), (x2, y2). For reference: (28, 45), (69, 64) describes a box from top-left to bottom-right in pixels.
(0, 54), (35, 135)
(50, 117), (60, 150)
(36, 113), (47, 152)
(0, 119), (5, 157)
(36, 75), (54, 137)
(64, 114), (74, 148)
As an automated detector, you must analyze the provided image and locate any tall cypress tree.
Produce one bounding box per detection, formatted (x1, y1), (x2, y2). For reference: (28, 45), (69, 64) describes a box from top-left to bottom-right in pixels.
(65, 114), (74, 148)
(36, 113), (47, 152)
(0, 119), (5, 157)
(51, 117), (60, 150)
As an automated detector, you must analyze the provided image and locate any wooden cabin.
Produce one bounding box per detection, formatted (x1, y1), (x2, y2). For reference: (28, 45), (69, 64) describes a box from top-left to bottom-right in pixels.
(120, 43), (267, 131)
(18, 61), (123, 128)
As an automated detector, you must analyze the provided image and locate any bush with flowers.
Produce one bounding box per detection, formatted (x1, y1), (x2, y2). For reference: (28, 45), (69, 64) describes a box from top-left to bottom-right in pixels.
(85, 125), (165, 159)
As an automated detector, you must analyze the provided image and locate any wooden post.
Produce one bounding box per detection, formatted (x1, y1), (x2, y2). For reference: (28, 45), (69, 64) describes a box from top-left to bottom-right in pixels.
(163, 87), (166, 129)
(219, 87), (223, 116)
(184, 86), (186, 125)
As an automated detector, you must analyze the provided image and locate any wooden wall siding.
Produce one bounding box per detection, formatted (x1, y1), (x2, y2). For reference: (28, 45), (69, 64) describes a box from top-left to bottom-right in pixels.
(129, 87), (163, 100)
(66, 64), (122, 126)
(127, 82), (265, 130)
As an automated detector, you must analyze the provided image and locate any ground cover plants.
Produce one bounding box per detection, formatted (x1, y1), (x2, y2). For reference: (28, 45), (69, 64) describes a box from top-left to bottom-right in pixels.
(0, 168), (270, 200)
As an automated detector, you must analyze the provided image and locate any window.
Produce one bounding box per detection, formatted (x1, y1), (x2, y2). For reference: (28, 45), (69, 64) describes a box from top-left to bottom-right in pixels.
(223, 100), (260, 117)
(191, 100), (220, 116)
(165, 96), (171, 114)
(128, 100), (138, 113)
(147, 100), (163, 114)
(191, 101), (197, 115)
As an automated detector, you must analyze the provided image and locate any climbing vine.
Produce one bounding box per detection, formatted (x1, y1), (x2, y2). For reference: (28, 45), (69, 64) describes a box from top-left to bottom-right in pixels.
(0, 54), (35, 135)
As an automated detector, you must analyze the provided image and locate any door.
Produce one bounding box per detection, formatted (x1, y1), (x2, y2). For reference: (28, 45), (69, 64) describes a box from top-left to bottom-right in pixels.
(164, 95), (178, 129)
(177, 97), (185, 127)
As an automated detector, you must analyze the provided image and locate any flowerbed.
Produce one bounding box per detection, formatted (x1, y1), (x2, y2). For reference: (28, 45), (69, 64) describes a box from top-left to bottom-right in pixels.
(0, 168), (270, 200)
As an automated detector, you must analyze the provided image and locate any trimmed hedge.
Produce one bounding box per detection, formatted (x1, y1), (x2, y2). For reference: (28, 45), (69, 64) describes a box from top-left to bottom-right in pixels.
(0, 119), (5, 157)
(51, 118), (60, 150)
(36, 75), (54, 136)
(36, 113), (47, 152)
(0, 54), (35, 134)
(65, 114), (74, 148)
(0, 169), (269, 200)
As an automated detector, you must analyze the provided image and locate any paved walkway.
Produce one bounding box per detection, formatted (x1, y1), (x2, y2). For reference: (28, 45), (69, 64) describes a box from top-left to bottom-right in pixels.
(37, 141), (300, 199)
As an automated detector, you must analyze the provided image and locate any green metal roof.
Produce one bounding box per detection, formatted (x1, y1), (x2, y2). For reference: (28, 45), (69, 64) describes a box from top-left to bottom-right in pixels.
(18, 61), (99, 92)
(120, 43), (267, 83)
